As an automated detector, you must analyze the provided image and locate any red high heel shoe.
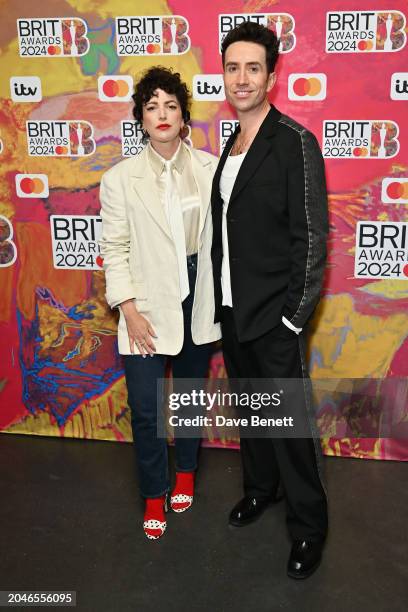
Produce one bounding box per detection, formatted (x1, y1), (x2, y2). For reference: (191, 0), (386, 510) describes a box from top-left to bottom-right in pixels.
(143, 495), (168, 540)
(170, 472), (195, 513)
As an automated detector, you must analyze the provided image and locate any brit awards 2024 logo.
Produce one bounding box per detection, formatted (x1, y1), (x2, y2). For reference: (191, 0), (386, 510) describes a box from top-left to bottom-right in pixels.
(382, 178), (408, 204)
(219, 13), (296, 53)
(193, 75), (225, 101)
(50, 215), (103, 270)
(390, 72), (408, 100)
(98, 76), (134, 102)
(326, 11), (406, 52)
(323, 121), (399, 159)
(121, 121), (145, 157)
(0, 217), (17, 268)
(15, 174), (49, 198)
(10, 77), (42, 102)
(219, 120), (240, 156)
(354, 221), (408, 280)
(115, 16), (190, 56)
(288, 74), (327, 101)
(26, 121), (95, 157)
(17, 18), (90, 57)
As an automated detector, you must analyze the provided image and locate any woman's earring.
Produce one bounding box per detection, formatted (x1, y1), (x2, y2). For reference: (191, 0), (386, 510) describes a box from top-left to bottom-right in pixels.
(180, 125), (189, 140)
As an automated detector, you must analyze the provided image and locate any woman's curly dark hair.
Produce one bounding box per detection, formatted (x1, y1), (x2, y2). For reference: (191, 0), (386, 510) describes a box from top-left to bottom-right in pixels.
(132, 66), (191, 135)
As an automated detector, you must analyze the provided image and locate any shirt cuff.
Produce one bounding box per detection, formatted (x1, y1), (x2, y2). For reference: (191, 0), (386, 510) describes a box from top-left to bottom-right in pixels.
(282, 316), (302, 335)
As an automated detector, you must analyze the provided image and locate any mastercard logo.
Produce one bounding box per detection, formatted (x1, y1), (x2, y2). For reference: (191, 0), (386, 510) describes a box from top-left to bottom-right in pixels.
(146, 43), (161, 54)
(103, 79), (129, 97)
(381, 178), (408, 203)
(15, 174), (49, 198)
(357, 40), (374, 51)
(47, 45), (62, 55)
(288, 74), (327, 101)
(353, 147), (369, 157)
(98, 75), (133, 102)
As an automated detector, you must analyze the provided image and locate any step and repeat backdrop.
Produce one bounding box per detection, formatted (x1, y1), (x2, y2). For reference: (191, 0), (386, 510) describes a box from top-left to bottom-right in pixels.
(0, 1), (407, 460)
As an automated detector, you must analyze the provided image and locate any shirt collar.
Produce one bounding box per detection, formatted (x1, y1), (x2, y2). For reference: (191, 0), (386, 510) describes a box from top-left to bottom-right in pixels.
(147, 140), (186, 176)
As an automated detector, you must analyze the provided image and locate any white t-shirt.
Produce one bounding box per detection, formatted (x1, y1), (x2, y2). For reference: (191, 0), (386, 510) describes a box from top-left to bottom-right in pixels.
(220, 152), (247, 307)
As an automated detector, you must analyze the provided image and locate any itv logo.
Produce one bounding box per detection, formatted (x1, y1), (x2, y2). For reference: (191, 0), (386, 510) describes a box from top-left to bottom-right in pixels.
(10, 76), (42, 102)
(390, 72), (408, 100)
(193, 75), (225, 101)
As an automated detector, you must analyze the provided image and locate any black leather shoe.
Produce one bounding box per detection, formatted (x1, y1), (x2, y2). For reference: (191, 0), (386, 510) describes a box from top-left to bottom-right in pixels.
(287, 539), (324, 579)
(229, 494), (283, 527)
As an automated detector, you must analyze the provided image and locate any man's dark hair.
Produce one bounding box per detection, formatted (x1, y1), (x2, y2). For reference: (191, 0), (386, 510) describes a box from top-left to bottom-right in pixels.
(132, 66), (191, 125)
(221, 22), (280, 73)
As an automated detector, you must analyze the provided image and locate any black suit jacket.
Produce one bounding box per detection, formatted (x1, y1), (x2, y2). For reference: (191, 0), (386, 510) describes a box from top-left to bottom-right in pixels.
(211, 105), (329, 342)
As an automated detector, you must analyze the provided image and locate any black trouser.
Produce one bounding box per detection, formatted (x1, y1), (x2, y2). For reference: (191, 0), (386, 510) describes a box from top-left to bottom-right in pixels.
(221, 307), (328, 542)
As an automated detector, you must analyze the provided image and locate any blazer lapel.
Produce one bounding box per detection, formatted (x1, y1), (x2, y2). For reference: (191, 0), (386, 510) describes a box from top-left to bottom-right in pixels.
(211, 127), (239, 205)
(130, 147), (172, 240)
(229, 106), (281, 205)
(189, 148), (213, 239)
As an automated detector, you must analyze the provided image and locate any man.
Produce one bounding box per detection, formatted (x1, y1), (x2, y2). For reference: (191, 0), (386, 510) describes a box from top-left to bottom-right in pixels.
(211, 22), (329, 579)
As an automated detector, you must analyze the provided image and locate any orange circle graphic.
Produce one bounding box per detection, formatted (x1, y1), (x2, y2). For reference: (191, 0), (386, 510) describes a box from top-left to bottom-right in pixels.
(307, 77), (321, 96)
(32, 178), (44, 194)
(116, 79), (129, 97)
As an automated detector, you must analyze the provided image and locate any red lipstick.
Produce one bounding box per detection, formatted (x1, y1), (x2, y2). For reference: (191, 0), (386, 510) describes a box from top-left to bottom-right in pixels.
(157, 123), (171, 130)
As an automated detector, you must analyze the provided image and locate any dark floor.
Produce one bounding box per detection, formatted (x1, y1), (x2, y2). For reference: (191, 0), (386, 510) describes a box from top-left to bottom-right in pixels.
(0, 434), (407, 612)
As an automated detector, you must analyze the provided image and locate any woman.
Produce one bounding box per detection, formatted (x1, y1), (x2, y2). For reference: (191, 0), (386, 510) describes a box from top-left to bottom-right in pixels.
(99, 67), (220, 540)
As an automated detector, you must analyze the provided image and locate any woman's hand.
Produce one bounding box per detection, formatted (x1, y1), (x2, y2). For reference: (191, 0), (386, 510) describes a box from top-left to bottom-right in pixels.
(120, 300), (157, 356)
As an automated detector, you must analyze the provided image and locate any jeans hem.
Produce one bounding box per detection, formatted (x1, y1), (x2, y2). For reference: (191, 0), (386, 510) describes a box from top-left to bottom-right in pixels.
(175, 466), (197, 473)
(140, 487), (169, 499)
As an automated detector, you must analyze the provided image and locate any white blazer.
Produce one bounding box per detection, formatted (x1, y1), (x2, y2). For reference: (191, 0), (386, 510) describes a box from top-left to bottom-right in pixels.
(99, 143), (221, 355)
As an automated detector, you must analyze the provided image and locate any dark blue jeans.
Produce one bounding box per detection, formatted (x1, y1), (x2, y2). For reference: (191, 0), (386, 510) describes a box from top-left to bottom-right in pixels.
(123, 256), (213, 498)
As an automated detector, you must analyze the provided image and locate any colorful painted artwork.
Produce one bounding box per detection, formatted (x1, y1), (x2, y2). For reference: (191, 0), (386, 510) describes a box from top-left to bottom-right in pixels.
(0, 1), (407, 460)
